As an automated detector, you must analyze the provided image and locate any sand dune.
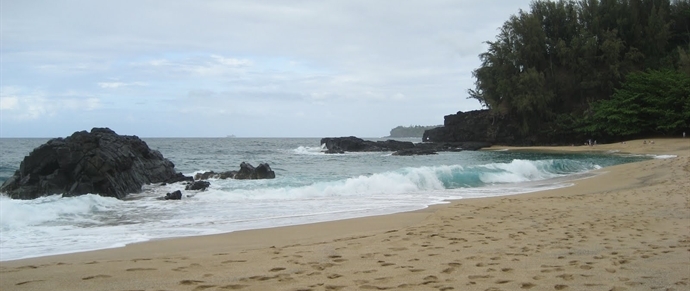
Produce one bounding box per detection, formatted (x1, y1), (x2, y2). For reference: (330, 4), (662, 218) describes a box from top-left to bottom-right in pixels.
(2, 138), (689, 291)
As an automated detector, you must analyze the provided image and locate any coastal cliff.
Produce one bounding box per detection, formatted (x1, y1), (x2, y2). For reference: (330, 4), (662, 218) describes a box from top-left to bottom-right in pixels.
(423, 110), (570, 146)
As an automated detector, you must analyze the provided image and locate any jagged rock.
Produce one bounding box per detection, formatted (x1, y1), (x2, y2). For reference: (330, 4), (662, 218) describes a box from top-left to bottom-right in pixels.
(320, 136), (369, 151)
(234, 162), (275, 180)
(320, 137), (415, 153)
(320, 137), (490, 154)
(195, 171), (238, 180)
(0, 127), (190, 200)
(375, 140), (415, 151)
(392, 149), (438, 156)
(164, 190), (182, 200)
(194, 163), (274, 181)
(194, 171), (217, 180)
(254, 163), (276, 179)
(185, 180), (211, 191)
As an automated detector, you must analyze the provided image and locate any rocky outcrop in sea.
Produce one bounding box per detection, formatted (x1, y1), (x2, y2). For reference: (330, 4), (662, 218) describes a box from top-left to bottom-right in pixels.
(0, 128), (191, 200)
(320, 136), (490, 155)
(193, 162), (276, 181)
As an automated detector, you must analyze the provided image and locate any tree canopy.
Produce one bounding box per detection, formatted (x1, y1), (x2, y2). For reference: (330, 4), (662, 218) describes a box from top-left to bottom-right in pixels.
(468, 0), (690, 141)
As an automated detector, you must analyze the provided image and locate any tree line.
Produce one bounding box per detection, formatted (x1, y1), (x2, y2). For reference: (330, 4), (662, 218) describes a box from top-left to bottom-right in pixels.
(468, 0), (690, 142)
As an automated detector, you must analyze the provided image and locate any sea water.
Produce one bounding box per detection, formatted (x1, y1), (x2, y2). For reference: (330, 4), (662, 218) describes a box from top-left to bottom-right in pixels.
(0, 137), (657, 261)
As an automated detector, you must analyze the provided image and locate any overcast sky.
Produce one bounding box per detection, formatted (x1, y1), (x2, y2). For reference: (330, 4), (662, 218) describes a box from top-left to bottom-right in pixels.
(1, 0), (532, 138)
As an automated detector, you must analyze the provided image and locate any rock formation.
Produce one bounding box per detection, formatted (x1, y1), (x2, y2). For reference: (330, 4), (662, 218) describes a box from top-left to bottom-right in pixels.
(234, 162), (276, 180)
(164, 190), (183, 200)
(423, 109), (571, 146)
(320, 137), (415, 153)
(185, 180), (211, 191)
(0, 128), (191, 200)
(320, 136), (490, 154)
(194, 162), (276, 181)
(391, 148), (438, 156)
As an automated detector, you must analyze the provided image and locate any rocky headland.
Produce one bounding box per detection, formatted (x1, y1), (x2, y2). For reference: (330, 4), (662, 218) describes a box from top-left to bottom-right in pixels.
(422, 109), (578, 146)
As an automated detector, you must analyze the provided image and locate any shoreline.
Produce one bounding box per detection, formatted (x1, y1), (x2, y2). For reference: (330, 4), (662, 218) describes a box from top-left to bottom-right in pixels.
(2, 138), (688, 291)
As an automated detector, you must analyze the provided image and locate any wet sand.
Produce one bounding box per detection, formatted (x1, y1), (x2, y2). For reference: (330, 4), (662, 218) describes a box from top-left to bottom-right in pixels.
(2, 138), (689, 291)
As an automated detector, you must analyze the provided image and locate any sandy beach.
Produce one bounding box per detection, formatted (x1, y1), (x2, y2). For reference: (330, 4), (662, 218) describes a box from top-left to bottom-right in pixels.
(1, 138), (688, 291)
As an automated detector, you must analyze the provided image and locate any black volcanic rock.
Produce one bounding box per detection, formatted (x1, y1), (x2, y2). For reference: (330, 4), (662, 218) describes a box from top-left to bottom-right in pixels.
(254, 163), (276, 179)
(234, 162), (276, 180)
(422, 109), (552, 146)
(0, 127), (190, 200)
(194, 171), (237, 180)
(392, 149), (438, 156)
(320, 137), (416, 153)
(185, 180), (211, 191)
(320, 137), (490, 154)
(165, 190), (183, 200)
(194, 163), (275, 180)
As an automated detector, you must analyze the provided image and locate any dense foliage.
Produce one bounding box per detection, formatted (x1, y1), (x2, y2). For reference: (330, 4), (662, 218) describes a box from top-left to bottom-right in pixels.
(468, 0), (690, 141)
(388, 125), (441, 138)
(583, 69), (690, 136)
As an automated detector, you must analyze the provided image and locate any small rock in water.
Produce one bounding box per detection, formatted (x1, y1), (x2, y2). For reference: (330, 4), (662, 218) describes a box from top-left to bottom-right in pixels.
(164, 190), (182, 200)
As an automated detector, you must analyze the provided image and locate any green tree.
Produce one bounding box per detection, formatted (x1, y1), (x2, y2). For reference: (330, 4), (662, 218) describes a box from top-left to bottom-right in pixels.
(586, 70), (690, 137)
(467, 0), (688, 142)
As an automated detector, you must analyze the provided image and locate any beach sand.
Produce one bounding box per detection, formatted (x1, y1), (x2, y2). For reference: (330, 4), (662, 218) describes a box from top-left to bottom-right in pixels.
(1, 138), (689, 291)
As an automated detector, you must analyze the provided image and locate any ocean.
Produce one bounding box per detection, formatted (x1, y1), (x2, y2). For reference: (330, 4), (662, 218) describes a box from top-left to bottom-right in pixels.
(0, 137), (658, 261)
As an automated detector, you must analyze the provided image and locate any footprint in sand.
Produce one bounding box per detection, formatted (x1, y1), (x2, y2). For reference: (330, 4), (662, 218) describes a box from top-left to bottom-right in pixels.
(179, 279), (205, 285)
(521, 282), (536, 289)
(125, 268), (157, 271)
(131, 258), (152, 262)
(221, 259), (247, 264)
(16, 279), (46, 285)
(218, 284), (249, 290)
(82, 275), (112, 280)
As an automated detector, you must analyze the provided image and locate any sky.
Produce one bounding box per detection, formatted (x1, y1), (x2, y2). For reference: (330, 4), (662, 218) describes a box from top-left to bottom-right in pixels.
(1, 0), (533, 138)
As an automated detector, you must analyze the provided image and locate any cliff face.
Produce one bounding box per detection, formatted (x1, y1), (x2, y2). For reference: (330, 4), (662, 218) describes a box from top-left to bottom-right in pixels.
(423, 110), (534, 146)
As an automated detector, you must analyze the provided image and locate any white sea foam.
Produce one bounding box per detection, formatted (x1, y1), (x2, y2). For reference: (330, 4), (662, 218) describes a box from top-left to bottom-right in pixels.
(0, 138), (647, 261)
(293, 145), (326, 155)
(651, 154), (677, 159)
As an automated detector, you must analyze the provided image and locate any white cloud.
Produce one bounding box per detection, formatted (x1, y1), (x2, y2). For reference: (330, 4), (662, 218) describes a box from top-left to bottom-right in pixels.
(0, 95), (19, 110)
(210, 55), (253, 67)
(1, 0), (535, 137)
(0, 87), (102, 121)
(97, 82), (147, 89)
(130, 54), (253, 77)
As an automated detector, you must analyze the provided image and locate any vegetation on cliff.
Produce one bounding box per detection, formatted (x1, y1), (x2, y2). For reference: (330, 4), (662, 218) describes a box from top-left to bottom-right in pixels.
(467, 0), (690, 141)
(388, 125), (441, 138)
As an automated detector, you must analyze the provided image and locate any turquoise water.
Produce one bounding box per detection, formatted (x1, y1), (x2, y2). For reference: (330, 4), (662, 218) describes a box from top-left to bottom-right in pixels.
(0, 138), (653, 261)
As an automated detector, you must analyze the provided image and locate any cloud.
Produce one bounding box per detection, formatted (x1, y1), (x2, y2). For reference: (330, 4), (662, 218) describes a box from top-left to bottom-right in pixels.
(1, 0), (534, 137)
(0, 87), (102, 121)
(0, 96), (19, 110)
(130, 54), (254, 78)
(210, 55), (253, 67)
(97, 81), (147, 89)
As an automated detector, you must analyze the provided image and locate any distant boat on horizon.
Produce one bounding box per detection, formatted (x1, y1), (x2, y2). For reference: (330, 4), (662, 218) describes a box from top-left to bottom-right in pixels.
(226, 135), (236, 138)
